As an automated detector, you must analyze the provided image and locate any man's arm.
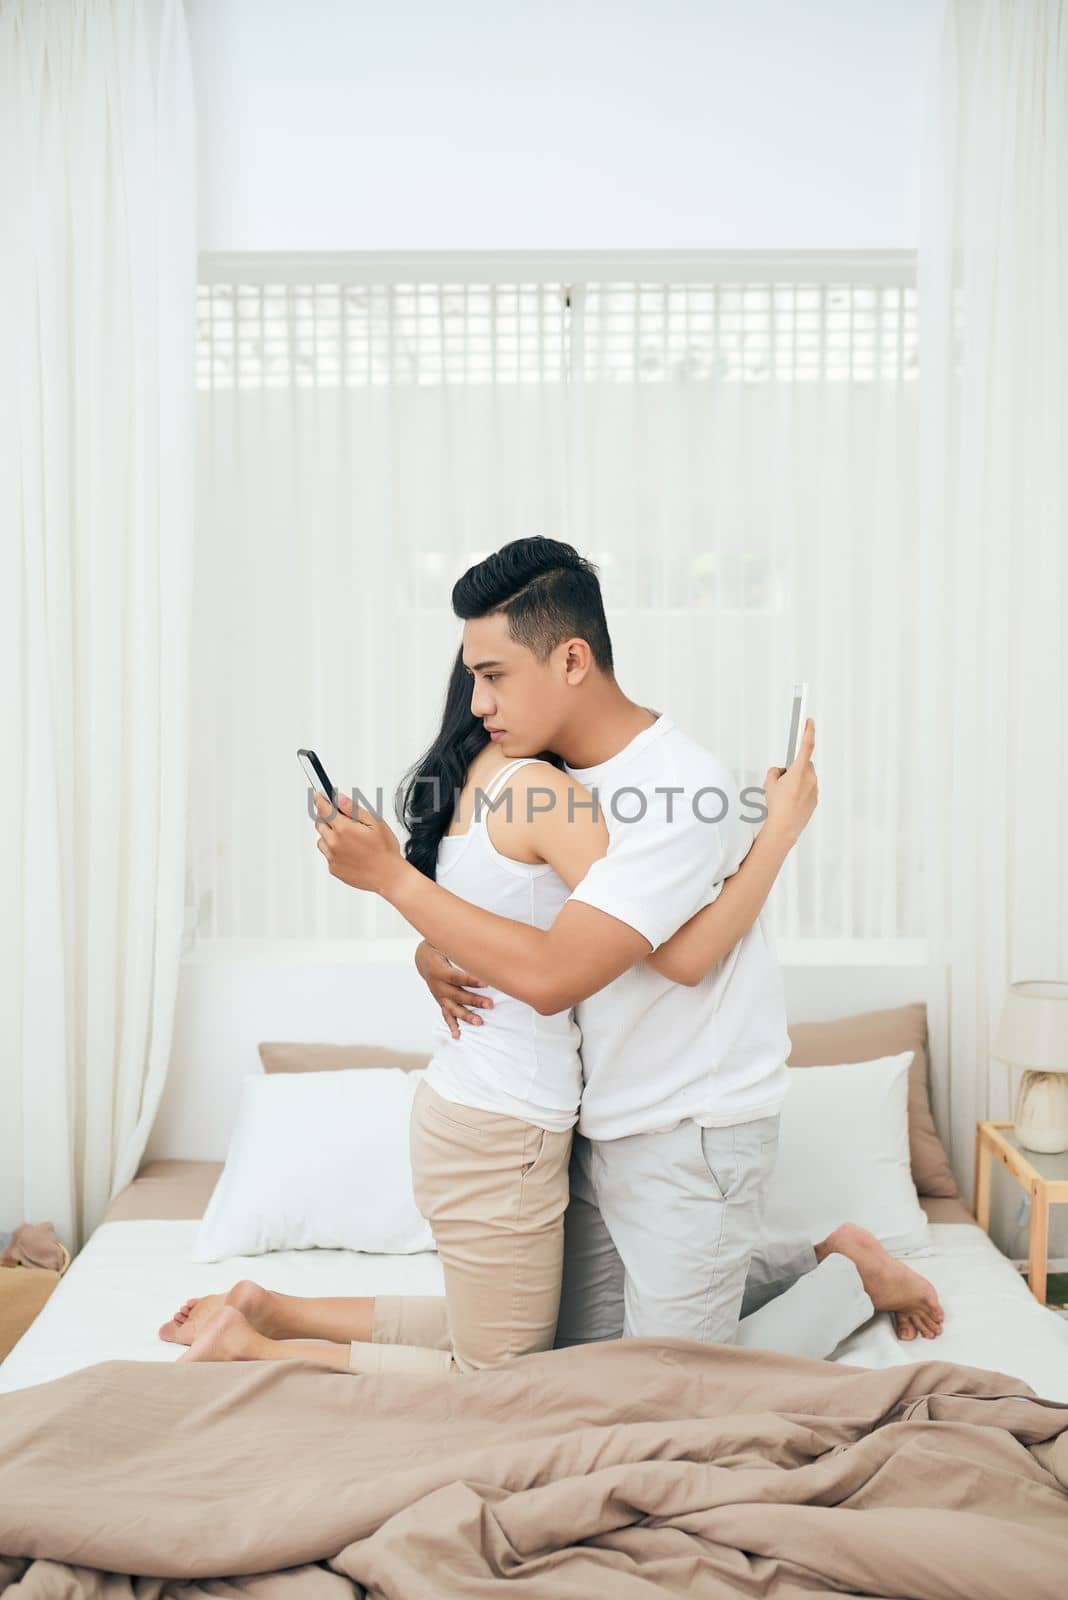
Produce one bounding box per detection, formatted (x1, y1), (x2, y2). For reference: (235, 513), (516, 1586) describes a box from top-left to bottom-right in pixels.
(386, 859), (650, 1015)
(386, 763), (745, 1011)
(313, 787), (650, 1012)
(314, 776), (733, 1013)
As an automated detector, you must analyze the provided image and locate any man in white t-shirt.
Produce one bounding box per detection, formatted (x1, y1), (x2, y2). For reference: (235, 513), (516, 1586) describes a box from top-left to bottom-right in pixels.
(316, 537), (945, 1350)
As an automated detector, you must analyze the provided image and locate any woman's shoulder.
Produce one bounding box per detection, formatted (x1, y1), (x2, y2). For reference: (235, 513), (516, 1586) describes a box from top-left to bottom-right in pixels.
(489, 759), (597, 834)
(504, 760), (607, 855)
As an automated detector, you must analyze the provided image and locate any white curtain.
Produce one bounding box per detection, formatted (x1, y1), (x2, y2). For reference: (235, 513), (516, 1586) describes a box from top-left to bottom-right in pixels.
(0, 0), (197, 1253)
(191, 276), (572, 942)
(191, 260), (923, 949)
(567, 273), (922, 947)
(919, 0), (1068, 1203)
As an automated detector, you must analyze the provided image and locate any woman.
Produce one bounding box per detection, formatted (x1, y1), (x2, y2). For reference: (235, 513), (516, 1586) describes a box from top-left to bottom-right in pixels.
(159, 649), (818, 1370)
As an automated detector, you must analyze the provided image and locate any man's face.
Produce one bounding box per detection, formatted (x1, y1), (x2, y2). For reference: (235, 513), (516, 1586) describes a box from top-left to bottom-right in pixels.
(461, 613), (569, 756)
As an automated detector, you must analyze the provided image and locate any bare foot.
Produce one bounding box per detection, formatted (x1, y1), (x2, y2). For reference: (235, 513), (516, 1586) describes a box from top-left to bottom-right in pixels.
(176, 1305), (271, 1364)
(159, 1280), (280, 1346)
(817, 1223), (945, 1340)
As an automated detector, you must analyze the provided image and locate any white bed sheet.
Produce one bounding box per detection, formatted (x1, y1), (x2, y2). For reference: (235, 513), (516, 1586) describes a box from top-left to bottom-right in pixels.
(2, 1219), (1067, 1400)
(0, 1220), (445, 1394)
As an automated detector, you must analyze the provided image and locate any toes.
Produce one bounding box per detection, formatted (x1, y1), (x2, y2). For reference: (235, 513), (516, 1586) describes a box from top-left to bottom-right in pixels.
(895, 1315), (917, 1340)
(159, 1321), (179, 1343)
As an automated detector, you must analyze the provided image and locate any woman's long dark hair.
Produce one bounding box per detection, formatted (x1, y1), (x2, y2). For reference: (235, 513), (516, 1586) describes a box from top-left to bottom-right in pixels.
(396, 647), (565, 881)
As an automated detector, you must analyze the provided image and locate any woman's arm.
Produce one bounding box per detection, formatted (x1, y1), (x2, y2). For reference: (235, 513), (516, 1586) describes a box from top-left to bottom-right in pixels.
(644, 823), (792, 985)
(645, 718), (818, 986)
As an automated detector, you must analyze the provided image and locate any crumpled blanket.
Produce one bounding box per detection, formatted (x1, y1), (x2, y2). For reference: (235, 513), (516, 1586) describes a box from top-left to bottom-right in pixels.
(0, 1220), (66, 1271)
(1, 1336), (1067, 1598)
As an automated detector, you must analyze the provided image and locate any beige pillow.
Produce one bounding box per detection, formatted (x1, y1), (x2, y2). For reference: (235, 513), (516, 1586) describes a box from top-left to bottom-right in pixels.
(258, 1016), (958, 1199)
(257, 1041), (431, 1075)
(786, 1002), (958, 1199)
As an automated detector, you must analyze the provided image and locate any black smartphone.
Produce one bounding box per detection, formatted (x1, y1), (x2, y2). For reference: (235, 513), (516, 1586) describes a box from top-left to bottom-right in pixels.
(297, 747), (338, 809)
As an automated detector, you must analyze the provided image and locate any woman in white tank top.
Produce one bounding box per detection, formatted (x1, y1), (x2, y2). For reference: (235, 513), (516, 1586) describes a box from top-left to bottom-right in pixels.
(422, 750), (583, 1129)
(162, 647), (817, 1377)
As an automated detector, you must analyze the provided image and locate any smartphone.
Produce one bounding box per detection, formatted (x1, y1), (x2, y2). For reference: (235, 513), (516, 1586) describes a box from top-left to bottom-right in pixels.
(297, 747), (338, 808)
(784, 682), (809, 766)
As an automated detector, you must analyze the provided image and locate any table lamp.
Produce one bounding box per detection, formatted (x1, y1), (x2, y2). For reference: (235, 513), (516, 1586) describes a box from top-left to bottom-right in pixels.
(992, 980), (1068, 1154)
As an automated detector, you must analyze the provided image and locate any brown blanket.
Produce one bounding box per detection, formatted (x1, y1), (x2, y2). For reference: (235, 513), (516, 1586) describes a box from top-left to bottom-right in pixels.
(1, 1338), (1066, 1598)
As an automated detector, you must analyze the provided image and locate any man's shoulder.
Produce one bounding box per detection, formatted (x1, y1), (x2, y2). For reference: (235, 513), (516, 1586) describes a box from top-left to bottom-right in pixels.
(632, 721), (740, 799)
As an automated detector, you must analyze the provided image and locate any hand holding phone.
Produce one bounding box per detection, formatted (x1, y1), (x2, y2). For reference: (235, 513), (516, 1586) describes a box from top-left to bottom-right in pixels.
(763, 688), (817, 844)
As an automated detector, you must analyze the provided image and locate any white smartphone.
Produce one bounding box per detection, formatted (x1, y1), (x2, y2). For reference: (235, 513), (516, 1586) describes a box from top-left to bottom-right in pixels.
(784, 682), (808, 766)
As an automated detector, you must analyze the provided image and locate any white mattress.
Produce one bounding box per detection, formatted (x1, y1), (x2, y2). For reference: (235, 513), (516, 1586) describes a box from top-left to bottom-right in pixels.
(2, 1219), (1067, 1400)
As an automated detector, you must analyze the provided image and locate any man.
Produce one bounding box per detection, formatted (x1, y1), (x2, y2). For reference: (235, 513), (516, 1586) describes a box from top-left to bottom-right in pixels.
(315, 537), (943, 1350)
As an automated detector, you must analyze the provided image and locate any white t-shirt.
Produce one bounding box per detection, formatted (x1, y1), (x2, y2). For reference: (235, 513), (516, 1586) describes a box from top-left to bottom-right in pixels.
(564, 712), (791, 1141)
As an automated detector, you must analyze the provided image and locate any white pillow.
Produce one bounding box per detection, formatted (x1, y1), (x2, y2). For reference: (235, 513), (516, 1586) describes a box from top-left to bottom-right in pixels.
(191, 1069), (435, 1262)
(761, 1050), (931, 1256)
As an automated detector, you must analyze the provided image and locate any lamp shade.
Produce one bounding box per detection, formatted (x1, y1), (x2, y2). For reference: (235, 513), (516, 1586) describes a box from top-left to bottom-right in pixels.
(992, 981), (1068, 1072)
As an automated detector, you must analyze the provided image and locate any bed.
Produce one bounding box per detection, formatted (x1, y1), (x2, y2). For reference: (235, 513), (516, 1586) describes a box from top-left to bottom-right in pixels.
(3, 1162), (1067, 1402)
(2, 1164), (1068, 1597)
(2, 1010), (1068, 1597)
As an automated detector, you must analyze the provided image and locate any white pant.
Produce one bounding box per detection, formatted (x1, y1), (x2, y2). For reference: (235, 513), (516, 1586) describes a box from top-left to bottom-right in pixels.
(554, 1117), (874, 1360)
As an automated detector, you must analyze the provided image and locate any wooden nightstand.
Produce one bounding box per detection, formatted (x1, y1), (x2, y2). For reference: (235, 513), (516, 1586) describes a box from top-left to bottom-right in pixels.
(974, 1121), (1068, 1305)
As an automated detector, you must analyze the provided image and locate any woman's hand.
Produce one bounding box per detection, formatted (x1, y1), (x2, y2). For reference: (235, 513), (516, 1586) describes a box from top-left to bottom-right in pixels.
(762, 717), (818, 845)
(415, 939), (495, 1041)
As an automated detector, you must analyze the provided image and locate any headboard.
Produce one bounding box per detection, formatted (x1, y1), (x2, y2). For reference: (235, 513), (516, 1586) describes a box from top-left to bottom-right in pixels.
(145, 939), (930, 1162)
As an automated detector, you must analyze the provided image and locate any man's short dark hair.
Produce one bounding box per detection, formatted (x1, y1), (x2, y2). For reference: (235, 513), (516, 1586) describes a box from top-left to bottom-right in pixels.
(451, 537), (614, 675)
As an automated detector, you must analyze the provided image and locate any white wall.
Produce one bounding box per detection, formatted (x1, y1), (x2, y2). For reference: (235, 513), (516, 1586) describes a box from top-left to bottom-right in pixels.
(189, 0), (941, 253)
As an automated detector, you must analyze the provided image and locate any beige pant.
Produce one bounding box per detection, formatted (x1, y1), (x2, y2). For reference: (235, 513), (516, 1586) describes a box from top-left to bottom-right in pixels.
(348, 1078), (573, 1376)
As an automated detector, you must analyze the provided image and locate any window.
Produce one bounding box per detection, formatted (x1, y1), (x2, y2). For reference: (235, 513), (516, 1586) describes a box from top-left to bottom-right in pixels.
(188, 254), (921, 947)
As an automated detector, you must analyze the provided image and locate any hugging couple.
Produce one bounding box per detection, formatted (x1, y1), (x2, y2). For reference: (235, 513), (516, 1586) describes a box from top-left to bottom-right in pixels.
(160, 538), (943, 1367)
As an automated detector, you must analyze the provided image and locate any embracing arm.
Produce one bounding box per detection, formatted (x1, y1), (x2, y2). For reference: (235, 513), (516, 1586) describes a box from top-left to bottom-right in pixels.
(419, 812), (799, 1006)
(643, 822), (793, 986)
(387, 865), (649, 1015)
(520, 766), (794, 992)
(316, 775), (650, 1015)
(645, 717), (818, 986)
(316, 724), (815, 1013)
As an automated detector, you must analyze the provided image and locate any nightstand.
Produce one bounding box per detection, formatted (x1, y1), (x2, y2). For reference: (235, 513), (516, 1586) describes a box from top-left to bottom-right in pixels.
(974, 1121), (1068, 1304)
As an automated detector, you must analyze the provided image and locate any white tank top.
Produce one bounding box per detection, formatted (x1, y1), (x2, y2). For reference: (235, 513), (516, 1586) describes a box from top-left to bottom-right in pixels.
(422, 756), (582, 1132)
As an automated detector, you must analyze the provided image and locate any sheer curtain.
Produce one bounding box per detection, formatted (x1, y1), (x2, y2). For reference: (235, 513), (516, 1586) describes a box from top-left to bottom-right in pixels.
(919, 0), (1068, 1202)
(0, 0), (197, 1251)
(567, 268), (921, 947)
(191, 273), (572, 940)
(191, 256), (923, 951)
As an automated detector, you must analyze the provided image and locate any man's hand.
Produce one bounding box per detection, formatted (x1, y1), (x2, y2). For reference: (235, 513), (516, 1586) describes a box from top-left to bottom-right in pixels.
(312, 789), (402, 893)
(414, 938), (495, 1041)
